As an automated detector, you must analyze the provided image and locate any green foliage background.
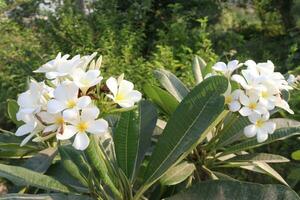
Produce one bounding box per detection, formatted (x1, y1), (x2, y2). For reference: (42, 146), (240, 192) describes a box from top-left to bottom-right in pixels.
(0, 0), (299, 127)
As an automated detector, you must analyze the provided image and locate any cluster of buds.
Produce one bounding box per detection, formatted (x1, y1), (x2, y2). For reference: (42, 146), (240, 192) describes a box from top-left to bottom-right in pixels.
(213, 60), (295, 142)
(15, 53), (141, 150)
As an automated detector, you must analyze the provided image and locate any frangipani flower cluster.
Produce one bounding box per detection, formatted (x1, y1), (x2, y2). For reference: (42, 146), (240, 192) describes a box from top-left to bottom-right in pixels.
(15, 53), (142, 150)
(213, 60), (295, 143)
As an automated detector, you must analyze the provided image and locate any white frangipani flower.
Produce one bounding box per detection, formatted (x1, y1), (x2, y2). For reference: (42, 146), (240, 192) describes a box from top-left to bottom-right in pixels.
(106, 75), (142, 108)
(244, 113), (276, 143)
(15, 114), (44, 146)
(239, 92), (267, 116)
(16, 80), (53, 121)
(258, 87), (277, 110)
(71, 69), (103, 94)
(34, 53), (82, 80)
(231, 69), (261, 90)
(224, 86), (242, 112)
(212, 60), (241, 77)
(47, 82), (91, 116)
(38, 112), (65, 134)
(57, 106), (108, 150)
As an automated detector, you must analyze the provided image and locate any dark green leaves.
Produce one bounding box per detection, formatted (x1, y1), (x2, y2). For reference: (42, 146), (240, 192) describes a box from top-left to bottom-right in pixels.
(143, 76), (228, 186)
(0, 163), (71, 193)
(144, 84), (179, 115)
(167, 180), (300, 200)
(114, 101), (157, 181)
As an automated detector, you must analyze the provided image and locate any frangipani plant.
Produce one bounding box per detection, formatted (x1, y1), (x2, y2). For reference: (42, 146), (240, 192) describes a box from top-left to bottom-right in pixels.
(0, 53), (299, 200)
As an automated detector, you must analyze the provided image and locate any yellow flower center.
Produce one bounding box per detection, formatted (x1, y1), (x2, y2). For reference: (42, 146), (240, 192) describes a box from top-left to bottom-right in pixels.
(67, 100), (76, 108)
(55, 117), (64, 125)
(249, 102), (257, 110)
(77, 121), (89, 133)
(225, 95), (233, 104)
(261, 91), (269, 98)
(256, 119), (264, 128)
(115, 92), (125, 101)
(80, 79), (90, 86)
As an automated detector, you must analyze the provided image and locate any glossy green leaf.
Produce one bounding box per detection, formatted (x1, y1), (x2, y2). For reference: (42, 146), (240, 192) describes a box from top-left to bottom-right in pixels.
(59, 146), (90, 187)
(143, 76), (227, 186)
(143, 84), (179, 116)
(22, 147), (57, 173)
(114, 108), (139, 180)
(7, 99), (22, 126)
(221, 127), (300, 155)
(154, 69), (189, 101)
(166, 180), (300, 200)
(0, 163), (71, 193)
(216, 112), (250, 148)
(226, 153), (289, 163)
(85, 135), (122, 199)
(160, 161), (195, 186)
(135, 101), (157, 178)
(115, 101), (157, 181)
(0, 143), (38, 158)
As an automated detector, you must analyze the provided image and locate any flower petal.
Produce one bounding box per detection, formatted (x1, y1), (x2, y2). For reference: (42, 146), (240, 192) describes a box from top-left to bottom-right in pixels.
(212, 62), (227, 71)
(43, 124), (58, 133)
(106, 77), (118, 96)
(228, 101), (241, 112)
(73, 132), (90, 150)
(119, 80), (134, 95)
(56, 125), (77, 140)
(47, 99), (65, 114)
(227, 60), (239, 71)
(239, 107), (252, 116)
(38, 112), (56, 124)
(87, 119), (108, 134)
(263, 121), (276, 134)
(126, 90), (142, 102)
(117, 100), (135, 108)
(16, 123), (36, 136)
(81, 106), (100, 121)
(257, 130), (268, 143)
(244, 125), (256, 138)
(77, 96), (91, 109)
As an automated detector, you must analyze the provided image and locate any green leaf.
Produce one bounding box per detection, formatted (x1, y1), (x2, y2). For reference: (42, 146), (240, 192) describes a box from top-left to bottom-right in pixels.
(255, 161), (288, 186)
(143, 76), (227, 186)
(7, 99), (22, 126)
(0, 163), (71, 193)
(192, 55), (206, 84)
(143, 84), (179, 116)
(216, 112), (250, 148)
(114, 108), (139, 180)
(0, 193), (93, 200)
(166, 180), (300, 200)
(291, 150), (300, 161)
(226, 153), (289, 163)
(59, 146), (90, 187)
(221, 127), (300, 155)
(85, 135), (122, 199)
(154, 69), (189, 101)
(115, 100), (157, 182)
(0, 143), (38, 158)
(22, 147), (57, 173)
(160, 161), (195, 186)
(135, 101), (157, 178)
